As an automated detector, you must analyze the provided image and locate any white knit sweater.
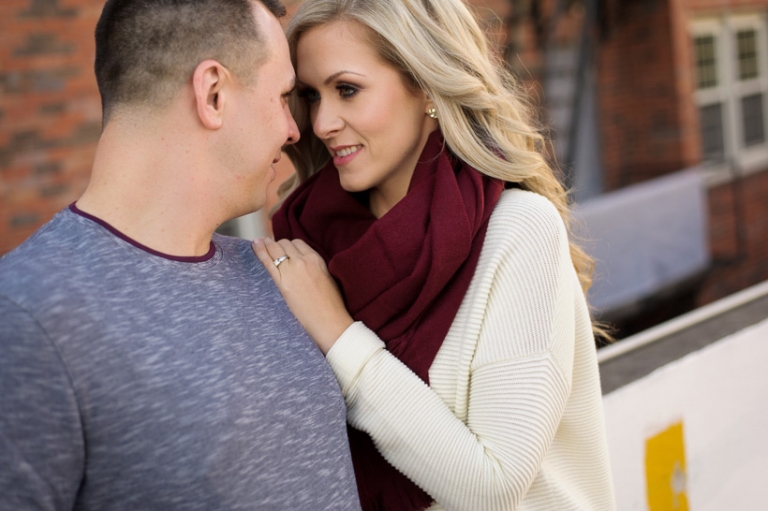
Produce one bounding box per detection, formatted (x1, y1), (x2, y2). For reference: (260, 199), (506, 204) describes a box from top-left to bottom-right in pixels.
(326, 189), (616, 511)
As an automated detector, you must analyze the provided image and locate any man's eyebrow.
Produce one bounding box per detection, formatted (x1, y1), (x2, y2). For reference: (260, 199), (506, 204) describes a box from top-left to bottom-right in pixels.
(324, 70), (365, 86)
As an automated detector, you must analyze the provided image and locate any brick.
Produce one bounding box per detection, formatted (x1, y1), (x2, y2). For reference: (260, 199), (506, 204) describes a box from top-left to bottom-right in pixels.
(10, 212), (40, 228)
(39, 183), (69, 197)
(39, 101), (66, 115)
(14, 32), (76, 57)
(18, 0), (78, 18)
(0, 67), (80, 94)
(34, 161), (61, 175)
(0, 148), (11, 169)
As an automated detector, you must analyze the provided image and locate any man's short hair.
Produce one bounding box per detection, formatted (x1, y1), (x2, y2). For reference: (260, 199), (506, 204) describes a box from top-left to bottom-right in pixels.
(95, 0), (286, 122)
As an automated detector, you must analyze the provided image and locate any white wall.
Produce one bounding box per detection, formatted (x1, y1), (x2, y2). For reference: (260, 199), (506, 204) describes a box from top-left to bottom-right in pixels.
(602, 317), (768, 510)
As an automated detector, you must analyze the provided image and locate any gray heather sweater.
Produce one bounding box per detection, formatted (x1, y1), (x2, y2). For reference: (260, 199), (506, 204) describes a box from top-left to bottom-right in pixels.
(0, 206), (361, 511)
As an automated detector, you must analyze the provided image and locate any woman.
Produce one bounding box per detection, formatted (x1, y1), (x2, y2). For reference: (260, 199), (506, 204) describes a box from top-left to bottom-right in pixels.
(253, 0), (616, 509)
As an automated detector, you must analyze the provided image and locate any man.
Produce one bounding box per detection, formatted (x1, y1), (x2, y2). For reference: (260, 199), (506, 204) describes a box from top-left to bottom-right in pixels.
(0, 0), (361, 509)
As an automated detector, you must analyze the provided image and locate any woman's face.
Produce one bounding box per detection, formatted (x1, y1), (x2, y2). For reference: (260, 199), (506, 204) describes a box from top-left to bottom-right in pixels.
(295, 20), (437, 217)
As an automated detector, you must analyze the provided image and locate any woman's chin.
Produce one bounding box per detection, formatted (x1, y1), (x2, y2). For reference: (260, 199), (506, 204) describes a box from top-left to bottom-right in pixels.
(338, 179), (369, 194)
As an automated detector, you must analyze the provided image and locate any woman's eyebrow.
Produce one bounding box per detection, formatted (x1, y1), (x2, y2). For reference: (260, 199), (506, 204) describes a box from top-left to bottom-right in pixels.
(324, 70), (365, 85)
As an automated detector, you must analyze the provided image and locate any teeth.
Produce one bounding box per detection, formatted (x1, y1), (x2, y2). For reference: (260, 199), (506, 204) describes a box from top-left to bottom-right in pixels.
(336, 145), (361, 157)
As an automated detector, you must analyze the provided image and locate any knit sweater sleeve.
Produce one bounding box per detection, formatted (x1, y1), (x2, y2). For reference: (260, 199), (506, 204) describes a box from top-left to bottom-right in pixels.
(325, 191), (578, 511)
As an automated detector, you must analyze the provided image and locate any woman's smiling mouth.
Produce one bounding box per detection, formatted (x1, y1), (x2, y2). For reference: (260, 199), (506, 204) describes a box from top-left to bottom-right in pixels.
(332, 145), (363, 165)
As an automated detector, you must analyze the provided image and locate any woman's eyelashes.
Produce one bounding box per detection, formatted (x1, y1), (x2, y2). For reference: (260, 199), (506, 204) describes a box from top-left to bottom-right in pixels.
(337, 83), (359, 99)
(298, 83), (360, 104)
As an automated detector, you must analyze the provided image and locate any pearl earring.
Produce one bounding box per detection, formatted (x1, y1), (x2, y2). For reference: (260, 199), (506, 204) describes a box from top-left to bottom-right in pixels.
(427, 107), (438, 119)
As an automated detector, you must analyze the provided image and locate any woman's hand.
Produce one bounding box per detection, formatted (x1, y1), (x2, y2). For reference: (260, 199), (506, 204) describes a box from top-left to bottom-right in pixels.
(252, 237), (354, 354)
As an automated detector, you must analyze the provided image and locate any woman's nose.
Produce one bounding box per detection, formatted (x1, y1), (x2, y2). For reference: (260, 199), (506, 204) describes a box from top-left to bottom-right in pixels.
(312, 101), (344, 139)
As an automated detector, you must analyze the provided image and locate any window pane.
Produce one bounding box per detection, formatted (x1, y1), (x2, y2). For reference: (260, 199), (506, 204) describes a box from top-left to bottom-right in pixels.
(737, 30), (759, 80)
(742, 94), (765, 146)
(700, 103), (724, 159)
(694, 35), (717, 89)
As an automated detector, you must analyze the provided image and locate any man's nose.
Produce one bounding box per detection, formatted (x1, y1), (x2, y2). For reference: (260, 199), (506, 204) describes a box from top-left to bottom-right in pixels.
(284, 105), (300, 145)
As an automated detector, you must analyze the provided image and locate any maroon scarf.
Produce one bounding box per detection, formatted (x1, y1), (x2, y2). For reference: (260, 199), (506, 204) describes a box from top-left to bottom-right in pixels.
(273, 131), (503, 511)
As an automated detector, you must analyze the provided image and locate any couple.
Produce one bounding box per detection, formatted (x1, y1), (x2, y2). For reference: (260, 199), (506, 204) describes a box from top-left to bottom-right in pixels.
(0, 0), (615, 510)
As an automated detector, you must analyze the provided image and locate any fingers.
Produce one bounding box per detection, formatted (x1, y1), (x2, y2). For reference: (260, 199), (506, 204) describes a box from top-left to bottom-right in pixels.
(259, 237), (289, 263)
(252, 238), (295, 283)
(252, 237), (303, 273)
(276, 238), (302, 259)
(252, 238), (278, 280)
(291, 238), (316, 257)
(252, 237), (325, 282)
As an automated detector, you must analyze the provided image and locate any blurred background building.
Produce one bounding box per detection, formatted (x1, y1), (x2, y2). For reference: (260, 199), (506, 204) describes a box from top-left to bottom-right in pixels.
(2, 0), (767, 339)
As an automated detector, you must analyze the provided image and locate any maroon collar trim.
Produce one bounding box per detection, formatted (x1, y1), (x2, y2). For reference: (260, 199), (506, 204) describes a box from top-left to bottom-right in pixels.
(69, 203), (216, 263)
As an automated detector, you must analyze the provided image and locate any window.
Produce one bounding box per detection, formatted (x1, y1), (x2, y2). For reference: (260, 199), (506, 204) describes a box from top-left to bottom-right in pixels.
(694, 35), (718, 89)
(691, 15), (768, 165)
(742, 93), (765, 146)
(699, 103), (725, 159)
(737, 30), (758, 80)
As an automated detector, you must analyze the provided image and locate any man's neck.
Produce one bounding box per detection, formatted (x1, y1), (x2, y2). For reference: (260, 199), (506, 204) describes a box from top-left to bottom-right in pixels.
(77, 115), (224, 258)
(75, 192), (218, 258)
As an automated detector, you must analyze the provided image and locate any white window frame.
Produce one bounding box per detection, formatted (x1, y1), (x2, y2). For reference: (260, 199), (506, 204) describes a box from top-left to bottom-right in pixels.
(690, 13), (768, 176)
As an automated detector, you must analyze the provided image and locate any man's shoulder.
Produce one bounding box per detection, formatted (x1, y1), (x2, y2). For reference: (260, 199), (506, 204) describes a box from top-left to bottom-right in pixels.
(213, 232), (252, 254)
(0, 210), (91, 303)
(212, 233), (267, 276)
(1, 212), (65, 267)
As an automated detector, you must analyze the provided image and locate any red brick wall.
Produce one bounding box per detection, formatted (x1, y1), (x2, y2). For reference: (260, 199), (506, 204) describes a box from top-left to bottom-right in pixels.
(597, 0), (699, 191)
(0, 0), (103, 255)
(699, 170), (768, 304)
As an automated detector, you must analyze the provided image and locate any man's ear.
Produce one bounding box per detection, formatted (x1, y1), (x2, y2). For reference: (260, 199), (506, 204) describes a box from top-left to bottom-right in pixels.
(193, 60), (229, 130)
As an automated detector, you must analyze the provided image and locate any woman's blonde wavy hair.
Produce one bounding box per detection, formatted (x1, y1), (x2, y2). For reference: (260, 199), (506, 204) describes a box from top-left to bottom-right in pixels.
(281, 0), (605, 334)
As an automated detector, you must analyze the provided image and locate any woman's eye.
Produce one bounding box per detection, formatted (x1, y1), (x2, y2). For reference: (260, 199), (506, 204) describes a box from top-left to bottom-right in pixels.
(337, 84), (358, 99)
(299, 88), (320, 104)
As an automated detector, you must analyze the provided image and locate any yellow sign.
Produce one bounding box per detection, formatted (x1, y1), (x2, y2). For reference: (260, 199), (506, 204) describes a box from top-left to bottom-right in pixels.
(645, 421), (689, 511)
